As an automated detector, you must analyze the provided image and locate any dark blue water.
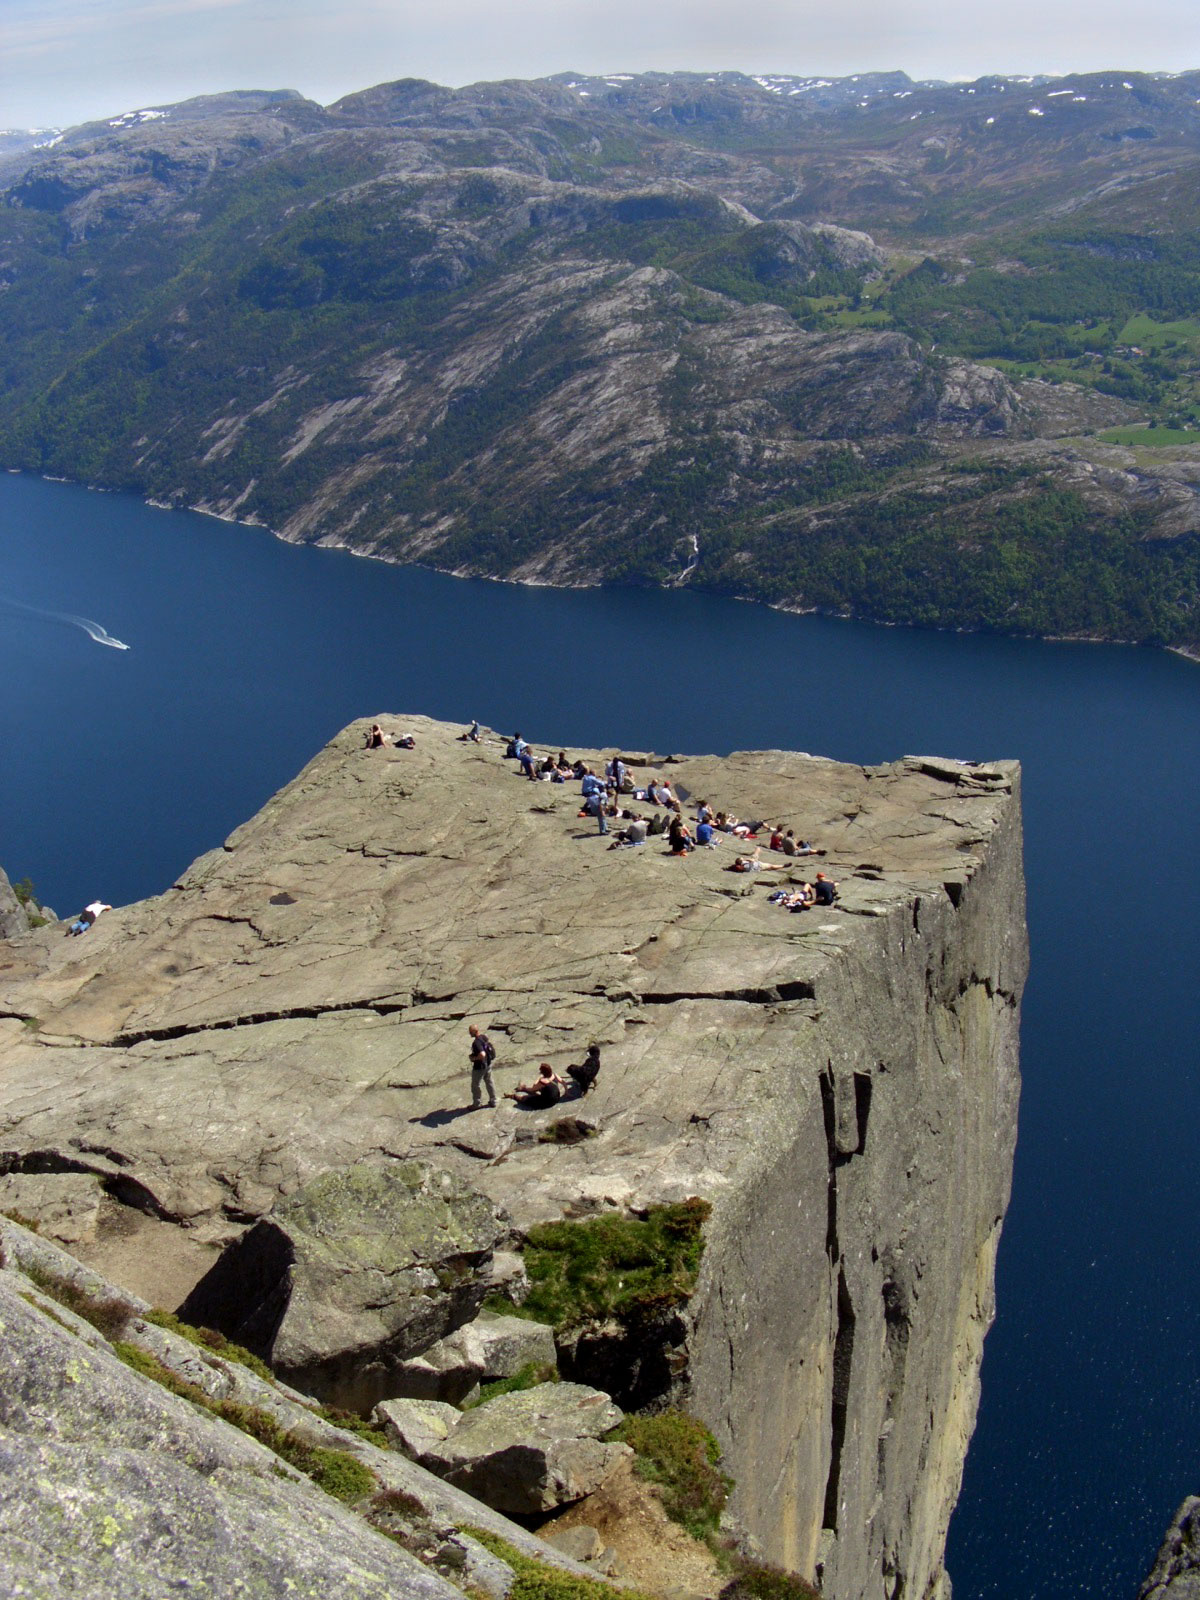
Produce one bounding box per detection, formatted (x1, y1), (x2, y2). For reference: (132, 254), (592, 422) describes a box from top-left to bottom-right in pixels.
(2, 472), (1198, 1597)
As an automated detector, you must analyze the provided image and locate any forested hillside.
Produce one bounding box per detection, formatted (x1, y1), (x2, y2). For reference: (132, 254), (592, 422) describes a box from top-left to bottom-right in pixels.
(2, 70), (1200, 647)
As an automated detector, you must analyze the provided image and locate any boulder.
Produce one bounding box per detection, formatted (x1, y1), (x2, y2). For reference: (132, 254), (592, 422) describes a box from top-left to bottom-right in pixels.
(542, 1524), (604, 1563)
(180, 1158), (506, 1410)
(419, 1382), (630, 1514)
(0, 1213), (617, 1600)
(389, 1308), (557, 1404)
(374, 1397), (463, 1460)
(1140, 1498), (1200, 1600)
(0, 865), (34, 939)
(0, 1171), (102, 1246)
(483, 1250), (530, 1306)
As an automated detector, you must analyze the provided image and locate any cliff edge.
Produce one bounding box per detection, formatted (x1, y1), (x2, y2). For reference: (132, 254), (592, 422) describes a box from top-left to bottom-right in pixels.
(0, 716), (1027, 1600)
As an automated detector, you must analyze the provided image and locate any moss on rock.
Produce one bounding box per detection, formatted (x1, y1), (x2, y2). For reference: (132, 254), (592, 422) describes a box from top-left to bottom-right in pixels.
(493, 1200), (710, 1335)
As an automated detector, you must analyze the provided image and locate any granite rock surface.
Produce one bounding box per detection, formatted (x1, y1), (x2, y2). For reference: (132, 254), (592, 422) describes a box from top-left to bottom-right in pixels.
(0, 1255), (462, 1600)
(180, 1157), (506, 1408)
(0, 1212), (613, 1600)
(0, 714), (1027, 1600)
(416, 1382), (630, 1514)
(386, 1307), (558, 1404)
(1141, 1500), (1200, 1600)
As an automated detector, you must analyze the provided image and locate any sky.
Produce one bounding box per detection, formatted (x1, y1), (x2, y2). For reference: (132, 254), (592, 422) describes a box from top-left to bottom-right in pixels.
(0, 0), (1196, 131)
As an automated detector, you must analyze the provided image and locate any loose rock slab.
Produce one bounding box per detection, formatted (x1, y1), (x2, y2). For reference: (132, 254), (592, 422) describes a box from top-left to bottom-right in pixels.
(389, 1308), (558, 1404)
(0, 1171), (102, 1246)
(418, 1382), (631, 1514)
(180, 1158), (506, 1410)
(375, 1397), (464, 1460)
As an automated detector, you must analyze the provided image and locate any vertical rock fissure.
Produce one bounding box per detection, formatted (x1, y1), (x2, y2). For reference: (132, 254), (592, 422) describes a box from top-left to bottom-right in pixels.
(823, 1265), (857, 1533)
(819, 1064), (858, 1535)
(877, 1270), (914, 1600)
(877, 1271), (912, 1491)
(852, 1071), (873, 1156)
(819, 1068), (841, 1258)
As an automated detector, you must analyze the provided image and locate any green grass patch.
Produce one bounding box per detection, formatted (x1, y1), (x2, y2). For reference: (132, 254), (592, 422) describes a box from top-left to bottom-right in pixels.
(463, 1361), (559, 1409)
(491, 1199), (710, 1334)
(825, 308), (893, 329)
(314, 1404), (392, 1449)
(143, 1309), (275, 1380)
(112, 1341), (376, 1502)
(1116, 313), (1200, 350)
(607, 1409), (730, 1541)
(1097, 425), (1199, 445)
(464, 1528), (657, 1600)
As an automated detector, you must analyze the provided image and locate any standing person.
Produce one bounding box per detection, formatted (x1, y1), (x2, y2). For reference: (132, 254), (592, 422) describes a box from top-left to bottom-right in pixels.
(467, 1023), (498, 1109)
(587, 791), (608, 835)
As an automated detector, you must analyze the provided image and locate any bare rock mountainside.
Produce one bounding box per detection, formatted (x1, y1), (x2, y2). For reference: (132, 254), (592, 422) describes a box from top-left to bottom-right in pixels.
(0, 718), (1026, 1600)
(2, 72), (1200, 646)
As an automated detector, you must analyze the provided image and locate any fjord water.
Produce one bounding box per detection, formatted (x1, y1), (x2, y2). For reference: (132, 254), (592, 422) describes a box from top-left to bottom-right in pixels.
(2, 471), (1198, 1598)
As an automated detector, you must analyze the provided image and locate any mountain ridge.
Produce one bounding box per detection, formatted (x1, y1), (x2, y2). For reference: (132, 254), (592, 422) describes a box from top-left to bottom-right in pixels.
(2, 69), (1199, 646)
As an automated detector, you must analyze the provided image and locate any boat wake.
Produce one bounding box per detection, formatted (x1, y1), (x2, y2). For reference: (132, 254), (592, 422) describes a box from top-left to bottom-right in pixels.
(0, 595), (130, 649)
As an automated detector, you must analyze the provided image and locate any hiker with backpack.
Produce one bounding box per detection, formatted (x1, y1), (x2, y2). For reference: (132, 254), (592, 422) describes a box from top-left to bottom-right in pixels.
(467, 1023), (498, 1109)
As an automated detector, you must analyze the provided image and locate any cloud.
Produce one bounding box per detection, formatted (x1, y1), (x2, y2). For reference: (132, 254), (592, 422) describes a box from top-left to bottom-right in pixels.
(1, 0), (251, 61)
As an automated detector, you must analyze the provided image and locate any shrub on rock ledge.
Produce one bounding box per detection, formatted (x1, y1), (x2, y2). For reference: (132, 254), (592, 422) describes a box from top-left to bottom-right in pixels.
(607, 1409), (730, 1541)
(498, 1199), (711, 1334)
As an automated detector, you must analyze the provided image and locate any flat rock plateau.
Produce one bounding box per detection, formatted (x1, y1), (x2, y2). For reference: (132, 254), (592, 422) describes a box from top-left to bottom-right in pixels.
(0, 715), (1027, 1600)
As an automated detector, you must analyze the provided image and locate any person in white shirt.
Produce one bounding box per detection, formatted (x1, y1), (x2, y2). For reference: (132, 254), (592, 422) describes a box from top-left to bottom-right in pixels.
(68, 900), (112, 936)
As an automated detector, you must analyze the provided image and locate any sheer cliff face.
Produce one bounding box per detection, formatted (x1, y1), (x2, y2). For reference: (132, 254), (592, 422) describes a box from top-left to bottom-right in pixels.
(0, 719), (1025, 1600)
(686, 771), (1025, 1600)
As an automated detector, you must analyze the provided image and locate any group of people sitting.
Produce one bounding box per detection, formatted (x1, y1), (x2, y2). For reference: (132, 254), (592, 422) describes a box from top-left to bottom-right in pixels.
(506, 733), (595, 785)
(365, 724), (416, 750)
(765, 873), (839, 908)
(506, 1044), (602, 1108)
(497, 729), (838, 899)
